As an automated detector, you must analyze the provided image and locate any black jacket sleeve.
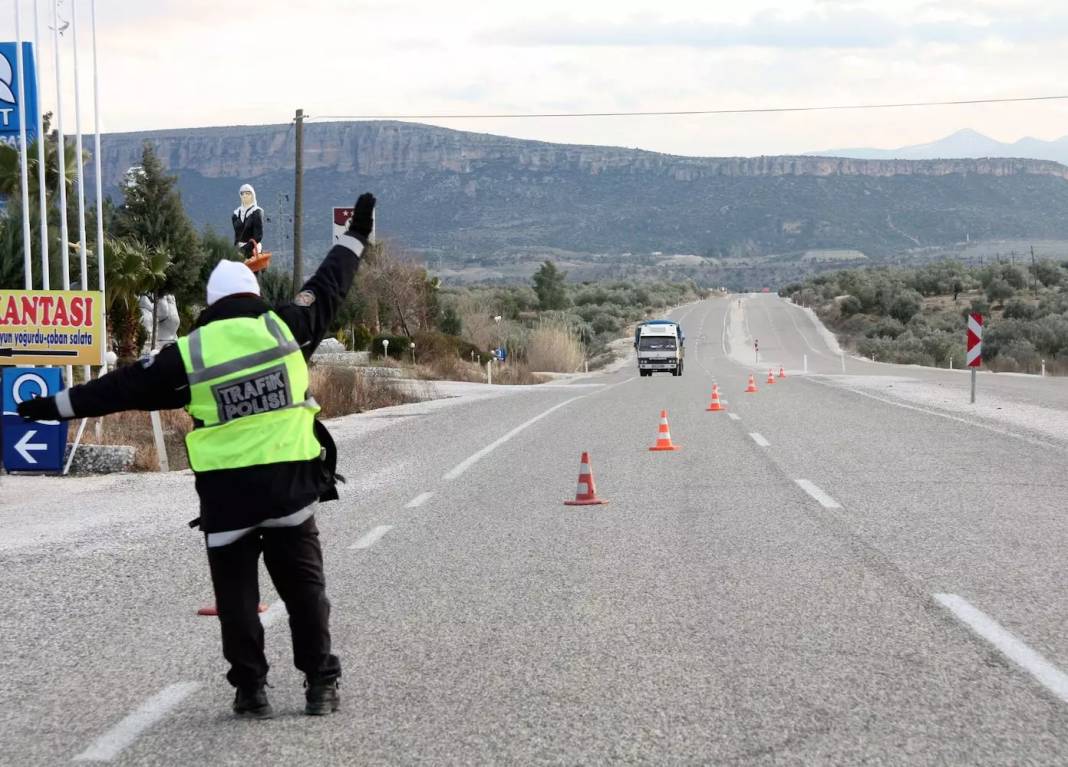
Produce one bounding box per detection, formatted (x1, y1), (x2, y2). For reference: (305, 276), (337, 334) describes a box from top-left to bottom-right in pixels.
(248, 209), (263, 244)
(62, 343), (192, 418)
(274, 234), (364, 360)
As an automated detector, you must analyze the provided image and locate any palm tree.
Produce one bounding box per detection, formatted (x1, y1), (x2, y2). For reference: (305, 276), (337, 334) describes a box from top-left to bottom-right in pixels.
(104, 237), (171, 361)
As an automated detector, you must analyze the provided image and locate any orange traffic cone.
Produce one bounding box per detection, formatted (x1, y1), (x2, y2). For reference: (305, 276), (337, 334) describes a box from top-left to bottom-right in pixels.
(745, 374), (758, 393)
(778, 366), (786, 379)
(706, 385), (726, 412)
(564, 451), (608, 506)
(767, 369), (776, 384)
(649, 410), (680, 451)
(197, 603), (269, 617)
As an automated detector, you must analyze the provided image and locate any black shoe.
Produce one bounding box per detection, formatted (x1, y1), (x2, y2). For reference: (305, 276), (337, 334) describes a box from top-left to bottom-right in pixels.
(304, 677), (340, 716)
(233, 684), (274, 720)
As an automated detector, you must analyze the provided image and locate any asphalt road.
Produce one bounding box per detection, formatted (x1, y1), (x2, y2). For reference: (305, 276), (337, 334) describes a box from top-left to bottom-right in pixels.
(2, 295), (1067, 764)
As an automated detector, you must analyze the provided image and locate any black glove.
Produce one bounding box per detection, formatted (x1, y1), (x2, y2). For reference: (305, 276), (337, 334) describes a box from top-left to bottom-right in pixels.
(347, 192), (376, 242)
(17, 395), (60, 422)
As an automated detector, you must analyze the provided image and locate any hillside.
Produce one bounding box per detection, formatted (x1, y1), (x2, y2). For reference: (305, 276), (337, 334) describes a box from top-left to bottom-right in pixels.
(86, 121), (1068, 284)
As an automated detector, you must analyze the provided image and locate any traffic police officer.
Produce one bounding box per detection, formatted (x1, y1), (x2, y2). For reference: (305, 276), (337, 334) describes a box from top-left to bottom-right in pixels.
(18, 193), (377, 720)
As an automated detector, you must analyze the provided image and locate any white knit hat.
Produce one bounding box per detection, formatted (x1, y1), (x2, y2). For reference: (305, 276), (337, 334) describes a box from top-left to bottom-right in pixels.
(206, 260), (261, 306)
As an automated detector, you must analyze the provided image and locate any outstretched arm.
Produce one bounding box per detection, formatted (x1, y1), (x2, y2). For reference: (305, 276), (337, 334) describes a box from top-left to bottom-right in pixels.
(16, 344), (192, 422)
(274, 192), (375, 359)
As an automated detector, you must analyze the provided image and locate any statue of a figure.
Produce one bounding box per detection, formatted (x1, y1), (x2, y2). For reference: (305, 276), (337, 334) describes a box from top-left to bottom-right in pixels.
(139, 294), (180, 353)
(232, 183), (264, 257)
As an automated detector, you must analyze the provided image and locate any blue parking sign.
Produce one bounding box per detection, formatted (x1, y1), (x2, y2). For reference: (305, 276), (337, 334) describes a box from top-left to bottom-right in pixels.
(2, 367), (67, 472)
(0, 42), (39, 139)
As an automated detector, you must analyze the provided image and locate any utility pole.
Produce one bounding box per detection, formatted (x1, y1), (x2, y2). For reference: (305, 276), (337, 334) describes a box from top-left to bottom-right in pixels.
(292, 108), (305, 292)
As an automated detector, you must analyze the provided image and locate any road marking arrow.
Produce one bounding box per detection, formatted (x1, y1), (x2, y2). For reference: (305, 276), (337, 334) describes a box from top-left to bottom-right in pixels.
(14, 429), (48, 464)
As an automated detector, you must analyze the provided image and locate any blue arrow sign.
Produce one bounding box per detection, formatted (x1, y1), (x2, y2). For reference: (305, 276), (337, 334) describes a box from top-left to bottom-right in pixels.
(2, 367), (67, 472)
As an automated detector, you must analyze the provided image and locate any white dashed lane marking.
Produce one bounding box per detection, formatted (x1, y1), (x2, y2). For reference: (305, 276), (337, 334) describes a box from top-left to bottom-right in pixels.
(936, 593), (1068, 705)
(749, 433), (770, 448)
(794, 479), (842, 509)
(405, 492), (434, 509)
(443, 397), (583, 480)
(350, 525), (394, 550)
(72, 683), (200, 762)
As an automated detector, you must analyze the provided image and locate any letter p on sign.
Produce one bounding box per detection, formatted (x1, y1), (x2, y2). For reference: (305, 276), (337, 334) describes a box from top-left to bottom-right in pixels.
(967, 313), (983, 367)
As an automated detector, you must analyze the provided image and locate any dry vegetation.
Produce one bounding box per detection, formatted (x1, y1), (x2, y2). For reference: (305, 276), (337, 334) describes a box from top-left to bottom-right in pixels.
(526, 320), (585, 372)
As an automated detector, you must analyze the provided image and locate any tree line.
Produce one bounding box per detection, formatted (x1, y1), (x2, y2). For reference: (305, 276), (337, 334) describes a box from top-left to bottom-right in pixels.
(782, 258), (1068, 374)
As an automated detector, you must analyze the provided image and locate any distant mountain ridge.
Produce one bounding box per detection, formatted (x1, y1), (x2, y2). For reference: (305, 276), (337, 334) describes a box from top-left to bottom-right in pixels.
(84, 121), (1068, 279)
(807, 128), (1068, 165)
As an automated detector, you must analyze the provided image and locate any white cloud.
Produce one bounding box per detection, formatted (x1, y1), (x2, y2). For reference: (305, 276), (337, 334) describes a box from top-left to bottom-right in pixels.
(2, 0), (1067, 157)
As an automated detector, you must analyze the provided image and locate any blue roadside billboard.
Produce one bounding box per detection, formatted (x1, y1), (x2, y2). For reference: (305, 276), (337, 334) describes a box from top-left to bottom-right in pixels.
(0, 42), (39, 140)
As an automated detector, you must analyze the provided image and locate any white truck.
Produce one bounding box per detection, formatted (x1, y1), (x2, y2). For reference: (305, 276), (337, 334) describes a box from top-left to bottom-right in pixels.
(635, 321), (685, 377)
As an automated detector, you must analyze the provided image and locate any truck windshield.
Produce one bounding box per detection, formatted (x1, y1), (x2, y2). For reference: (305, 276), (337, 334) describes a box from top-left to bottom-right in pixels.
(639, 337), (677, 351)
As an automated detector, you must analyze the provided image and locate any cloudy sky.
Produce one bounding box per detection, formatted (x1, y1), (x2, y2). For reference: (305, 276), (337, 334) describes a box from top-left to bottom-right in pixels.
(4, 0), (1068, 156)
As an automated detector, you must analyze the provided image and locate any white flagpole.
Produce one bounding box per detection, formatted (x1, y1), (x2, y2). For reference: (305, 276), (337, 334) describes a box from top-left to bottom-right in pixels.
(90, 0), (106, 373)
(33, 0), (49, 289)
(15, 1), (34, 290)
(52, 0), (72, 385)
(70, 0), (90, 381)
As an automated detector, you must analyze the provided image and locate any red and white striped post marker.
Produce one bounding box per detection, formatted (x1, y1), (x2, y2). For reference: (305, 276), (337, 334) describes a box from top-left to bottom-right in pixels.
(967, 313), (983, 403)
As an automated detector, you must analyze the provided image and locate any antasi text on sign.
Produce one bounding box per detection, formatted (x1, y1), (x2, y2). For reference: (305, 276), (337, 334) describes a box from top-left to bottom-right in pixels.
(0, 290), (104, 366)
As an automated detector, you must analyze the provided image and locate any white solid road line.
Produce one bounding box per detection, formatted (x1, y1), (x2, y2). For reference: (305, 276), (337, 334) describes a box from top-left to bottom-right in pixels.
(259, 601), (287, 629)
(443, 396), (583, 480)
(350, 525), (394, 550)
(406, 492), (434, 508)
(727, 413), (741, 421)
(813, 379), (1068, 454)
(749, 432), (770, 447)
(794, 479), (842, 509)
(72, 682), (200, 762)
(935, 593), (1068, 705)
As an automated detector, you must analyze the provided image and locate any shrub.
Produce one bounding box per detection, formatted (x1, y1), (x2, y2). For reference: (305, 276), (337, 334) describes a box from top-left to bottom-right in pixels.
(411, 330), (482, 364)
(866, 318), (905, 339)
(310, 365), (418, 417)
(889, 290), (923, 324)
(986, 278), (1014, 305)
(370, 334), (413, 360)
(839, 295), (863, 316)
(1003, 299), (1037, 320)
(349, 324), (373, 351)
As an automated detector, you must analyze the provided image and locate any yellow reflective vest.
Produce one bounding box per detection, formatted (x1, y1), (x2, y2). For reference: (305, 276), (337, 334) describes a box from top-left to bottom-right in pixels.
(176, 311), (321, 473)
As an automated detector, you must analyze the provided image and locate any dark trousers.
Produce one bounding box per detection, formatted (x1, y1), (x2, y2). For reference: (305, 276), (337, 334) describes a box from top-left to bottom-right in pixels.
(205, 516), (341, 688)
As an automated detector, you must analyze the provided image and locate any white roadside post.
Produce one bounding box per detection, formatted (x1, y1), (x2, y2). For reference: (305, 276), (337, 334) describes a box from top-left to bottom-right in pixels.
(15, 2), (33, 289)
(1041, 359), (1046, 377)
(486, 357), (492, 385)
(149, 410), (169, 472)
(381, 338), (389, 362)
(967, 312), (983, 404)
(803, 353), (808, 374)
(90, 0), (107, 375)
(33, 0), (49, 289)
(70, 3), (91, 383)
(52, 0), (73, 386)
(409, 341), (415, 365)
